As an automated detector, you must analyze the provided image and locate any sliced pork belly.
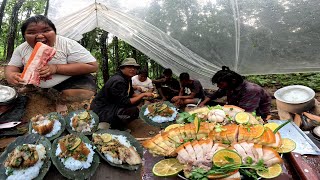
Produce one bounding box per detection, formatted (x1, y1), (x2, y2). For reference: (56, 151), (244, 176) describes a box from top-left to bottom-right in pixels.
(166, 129), (183, 144)
(153, 134), (176, 155)
(254, 144), (264, 160)
(262, 147), (282, 164)
(192, 140), (206, 163)
(232, 143), (248, 163)
(264, 156), (283, 167)
(266, 132), (282, 148)
(239, 142), (255, 159)
(196, 125), (210, 140)
(222, 124), (239, 143)
(183, 142), (197, 162)
(199, 138), (213, 159)
(176, 145), (190, 164)
(142, 138), (167, 156)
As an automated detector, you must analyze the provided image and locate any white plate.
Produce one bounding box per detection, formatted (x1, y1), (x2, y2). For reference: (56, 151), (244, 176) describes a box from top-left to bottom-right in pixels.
(274, 85), (315, 104)
(0, 85), (17, 103)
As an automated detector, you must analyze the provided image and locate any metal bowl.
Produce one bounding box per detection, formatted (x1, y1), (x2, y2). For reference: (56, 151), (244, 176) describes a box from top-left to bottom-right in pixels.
(274, 85), (315, 113)
(0, 85), (17, 105)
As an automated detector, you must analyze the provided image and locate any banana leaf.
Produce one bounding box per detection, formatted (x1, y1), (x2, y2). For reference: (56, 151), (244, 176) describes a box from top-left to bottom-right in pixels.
(50, 134), (100, 180)
(93, 129), (143, 170)
(65, 110), (99, 135)
(28, 112), (66, 141)
(0, 134), (51, 180)
(139, 101), (178, 128)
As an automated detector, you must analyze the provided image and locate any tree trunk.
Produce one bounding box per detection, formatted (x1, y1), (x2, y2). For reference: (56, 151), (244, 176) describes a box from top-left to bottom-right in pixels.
(100, 31), (109, 83)
(0, 0), (8, 36)
(114, 36), (120, 69)
(44, 0), (49, 17)
(132, 47), (137, 60)
(6, 0), (25, 62)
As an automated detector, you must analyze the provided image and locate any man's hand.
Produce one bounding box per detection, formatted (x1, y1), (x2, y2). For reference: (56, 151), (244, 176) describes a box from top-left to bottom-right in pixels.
(38, 64), (57, 78)
(171, 96), (180, 102)
(6, 72), (24, 85)
(142, 92), (153, 97)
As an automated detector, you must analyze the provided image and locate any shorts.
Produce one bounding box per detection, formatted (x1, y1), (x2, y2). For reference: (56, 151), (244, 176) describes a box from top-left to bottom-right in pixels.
(52, 74), (96, 92)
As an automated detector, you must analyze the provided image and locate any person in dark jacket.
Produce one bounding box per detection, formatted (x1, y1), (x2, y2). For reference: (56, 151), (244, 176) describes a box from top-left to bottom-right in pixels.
(199, 66), (271, 119)
(90, 58), (153, 130)
(152, 68), (180, 101)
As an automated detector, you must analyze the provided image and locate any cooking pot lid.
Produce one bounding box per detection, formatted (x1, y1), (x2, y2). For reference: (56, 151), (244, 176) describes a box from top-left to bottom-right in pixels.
(274, 85), (315, 104)
(0, 85), (17, 103)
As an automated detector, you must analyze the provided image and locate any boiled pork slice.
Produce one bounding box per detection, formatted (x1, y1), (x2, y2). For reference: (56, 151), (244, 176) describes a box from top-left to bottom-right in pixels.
(21, 42), (56, 86)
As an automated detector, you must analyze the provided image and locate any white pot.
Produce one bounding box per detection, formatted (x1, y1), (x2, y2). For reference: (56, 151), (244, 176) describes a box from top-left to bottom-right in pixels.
(274, 85), (315, 113)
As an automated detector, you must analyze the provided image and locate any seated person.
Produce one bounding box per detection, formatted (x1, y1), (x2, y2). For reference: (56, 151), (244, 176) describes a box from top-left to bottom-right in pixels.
(199, 66), (271, 119)
(152, 68), (180, 101)
(5, 15), (98, 112)
(132, 68), (154, 93)
(171, 72), (205, 107)
(90, 58), (153, 130)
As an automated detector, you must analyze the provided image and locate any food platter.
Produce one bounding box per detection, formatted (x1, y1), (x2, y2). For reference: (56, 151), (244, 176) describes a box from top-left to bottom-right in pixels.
(93, 129), (143, 170)
(0, 134), (51, 180)
(139, 101), (178, 128)
(50, 134), (100, 180)
(28, 112), (66, 141)
(65, 110), (99, 135)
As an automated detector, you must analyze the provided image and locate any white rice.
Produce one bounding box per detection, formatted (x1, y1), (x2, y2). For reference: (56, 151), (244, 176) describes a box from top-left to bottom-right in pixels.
(105, 154), (122, 164)
(112, 135), (131, 148)
(282, 89), (310, 102)
(6, 144), (46, 180)
(55, 143), (94, 171)
(32, 120), (61, 138)
(70, 113), (95, 132)
(144, 107), (178, 123)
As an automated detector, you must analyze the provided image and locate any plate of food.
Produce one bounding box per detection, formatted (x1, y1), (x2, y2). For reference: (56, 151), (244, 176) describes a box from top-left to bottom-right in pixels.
(139, 101), (178, 128)
(65, 110), (99, 135)
(0, 134), (51, 180)
(28, 112), (65, 141)
(50, 134), (99, 180)
(92, 129), (143, 170)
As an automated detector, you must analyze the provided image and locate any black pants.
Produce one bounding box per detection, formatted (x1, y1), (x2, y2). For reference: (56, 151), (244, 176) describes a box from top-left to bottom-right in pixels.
(111, 106), (139, 130)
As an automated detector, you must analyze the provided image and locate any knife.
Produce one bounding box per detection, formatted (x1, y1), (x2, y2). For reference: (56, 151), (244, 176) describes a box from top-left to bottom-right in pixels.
(0, 121), (21, 129)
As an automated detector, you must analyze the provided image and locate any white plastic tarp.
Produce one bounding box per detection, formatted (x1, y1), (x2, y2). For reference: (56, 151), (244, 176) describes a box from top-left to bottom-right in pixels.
(47, 0), (320, 88)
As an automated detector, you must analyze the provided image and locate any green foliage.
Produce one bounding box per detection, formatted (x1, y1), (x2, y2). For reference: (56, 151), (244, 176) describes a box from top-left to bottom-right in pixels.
(246, 73), (320, 91)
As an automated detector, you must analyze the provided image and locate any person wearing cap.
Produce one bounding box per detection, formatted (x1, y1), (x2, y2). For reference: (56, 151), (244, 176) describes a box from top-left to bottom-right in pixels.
(199, 66), (271, 119)
(90, 58), (153, 130)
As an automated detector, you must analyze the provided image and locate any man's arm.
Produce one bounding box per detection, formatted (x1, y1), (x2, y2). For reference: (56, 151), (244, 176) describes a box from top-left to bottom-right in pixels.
(39, 62), (98, 78)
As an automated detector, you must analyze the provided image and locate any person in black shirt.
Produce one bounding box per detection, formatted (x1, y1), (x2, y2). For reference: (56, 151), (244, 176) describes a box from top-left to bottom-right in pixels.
(171, 72), (205, 107)
(90, 58), (153, 130)
(152, 68), (180, 101)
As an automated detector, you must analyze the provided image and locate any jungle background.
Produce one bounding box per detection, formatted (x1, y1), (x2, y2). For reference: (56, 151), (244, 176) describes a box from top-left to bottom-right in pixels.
(0, 0), (320, 117)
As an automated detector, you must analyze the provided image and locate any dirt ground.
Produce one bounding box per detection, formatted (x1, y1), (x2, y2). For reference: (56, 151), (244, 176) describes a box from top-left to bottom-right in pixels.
(1, 65), (320, 141)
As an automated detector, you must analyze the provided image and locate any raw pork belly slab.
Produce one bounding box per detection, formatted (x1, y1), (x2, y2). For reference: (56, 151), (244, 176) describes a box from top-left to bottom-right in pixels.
(21, 42), (56, 86)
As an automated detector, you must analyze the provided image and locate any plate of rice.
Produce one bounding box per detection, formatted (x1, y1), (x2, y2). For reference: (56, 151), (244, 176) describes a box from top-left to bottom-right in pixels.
(0, 134), (51, 180)
(92, 129), (143, 170)
(65, 110), (99, 135)
(28, 112), (65, 141)
(50, 134), (99, 180)
(139, 101), (178, 128)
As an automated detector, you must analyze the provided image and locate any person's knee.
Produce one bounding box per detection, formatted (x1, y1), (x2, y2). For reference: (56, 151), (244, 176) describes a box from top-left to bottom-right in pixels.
(61, 89), (95, 102)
